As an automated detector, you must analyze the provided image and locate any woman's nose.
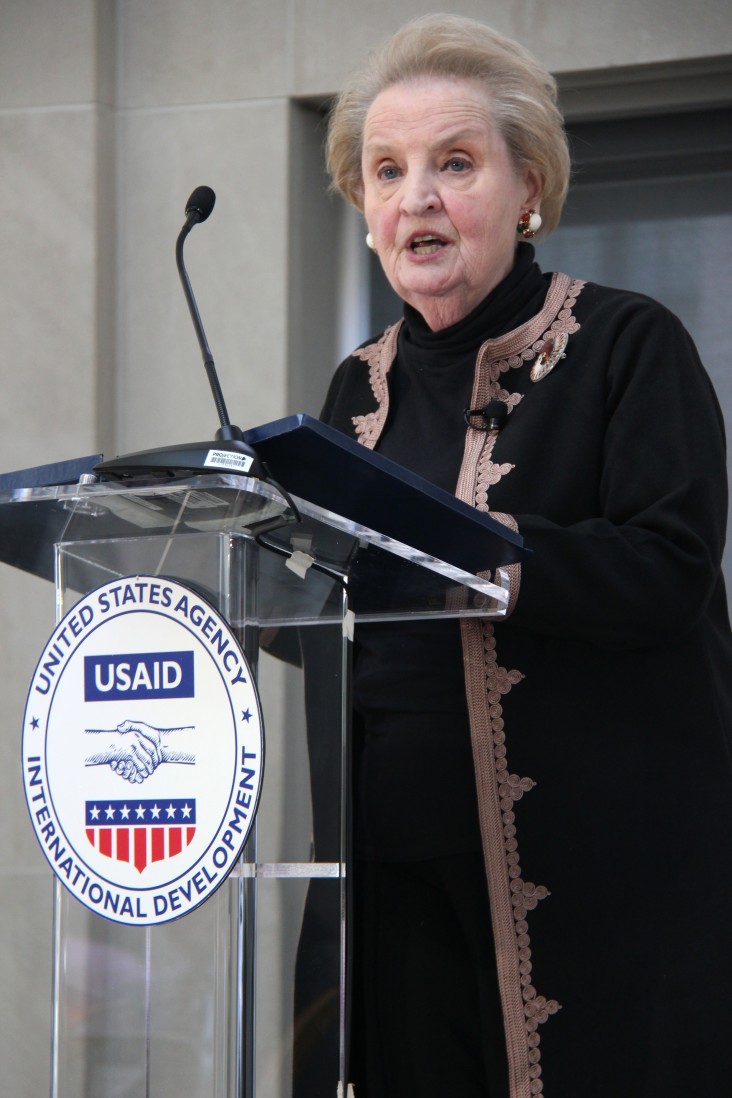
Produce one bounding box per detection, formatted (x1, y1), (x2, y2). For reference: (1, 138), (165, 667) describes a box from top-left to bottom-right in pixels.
(399, 168), (442, 216)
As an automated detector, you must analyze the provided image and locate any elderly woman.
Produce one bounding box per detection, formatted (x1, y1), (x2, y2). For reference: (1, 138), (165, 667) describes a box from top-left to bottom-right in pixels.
(319, 14), (732, 1098)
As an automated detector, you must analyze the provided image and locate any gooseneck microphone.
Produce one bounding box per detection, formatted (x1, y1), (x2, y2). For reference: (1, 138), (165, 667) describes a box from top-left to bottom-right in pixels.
(96, 186), (262, 480)
(176, 187), (235, 437)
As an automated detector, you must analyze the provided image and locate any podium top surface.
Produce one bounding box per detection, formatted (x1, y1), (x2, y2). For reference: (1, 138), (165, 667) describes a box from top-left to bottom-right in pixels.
(0, 419), (529, 620)
(0, 472), (514, 622)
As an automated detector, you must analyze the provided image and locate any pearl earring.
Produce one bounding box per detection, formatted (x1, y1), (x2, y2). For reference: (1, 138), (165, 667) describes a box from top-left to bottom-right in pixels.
(517, 209), (542, 238)
(365, 231), (376, 251)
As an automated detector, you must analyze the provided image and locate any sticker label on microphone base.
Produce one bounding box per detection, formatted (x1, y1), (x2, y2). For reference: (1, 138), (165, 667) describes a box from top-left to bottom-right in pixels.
(204, 449), (254, 472)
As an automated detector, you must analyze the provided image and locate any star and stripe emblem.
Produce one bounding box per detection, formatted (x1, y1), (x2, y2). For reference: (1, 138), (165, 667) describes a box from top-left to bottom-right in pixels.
(85, 799), (196, 874)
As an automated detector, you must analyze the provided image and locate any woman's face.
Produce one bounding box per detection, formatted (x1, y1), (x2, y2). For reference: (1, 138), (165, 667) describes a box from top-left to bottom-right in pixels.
(361, 77), (541, 331)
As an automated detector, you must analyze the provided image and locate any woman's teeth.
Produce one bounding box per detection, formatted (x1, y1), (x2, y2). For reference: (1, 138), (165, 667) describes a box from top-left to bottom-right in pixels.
(411, 235), (442, 255)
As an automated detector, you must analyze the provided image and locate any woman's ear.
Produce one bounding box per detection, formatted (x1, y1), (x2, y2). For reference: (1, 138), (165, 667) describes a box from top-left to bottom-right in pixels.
(523, 168), (543, 214)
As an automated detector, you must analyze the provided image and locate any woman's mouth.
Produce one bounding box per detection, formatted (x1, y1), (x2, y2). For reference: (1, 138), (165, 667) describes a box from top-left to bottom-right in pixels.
(409, 233), (446, 255)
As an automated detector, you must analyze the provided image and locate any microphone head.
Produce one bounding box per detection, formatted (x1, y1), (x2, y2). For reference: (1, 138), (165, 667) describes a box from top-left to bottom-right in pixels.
(185, 185), (216, 223)
(483, 400), (508, 429)
(464, 399), (509, 432)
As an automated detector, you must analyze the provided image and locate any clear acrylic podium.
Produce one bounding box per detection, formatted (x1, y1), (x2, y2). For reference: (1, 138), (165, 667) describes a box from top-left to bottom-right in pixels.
(3, 471), (515, 1098)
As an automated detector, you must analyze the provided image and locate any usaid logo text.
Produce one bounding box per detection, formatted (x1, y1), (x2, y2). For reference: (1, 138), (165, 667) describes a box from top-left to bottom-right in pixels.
(84, 651), (194, 701)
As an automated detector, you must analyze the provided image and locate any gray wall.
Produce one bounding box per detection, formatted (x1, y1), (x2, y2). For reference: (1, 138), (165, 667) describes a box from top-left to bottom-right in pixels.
(1, 2), (731, 1094)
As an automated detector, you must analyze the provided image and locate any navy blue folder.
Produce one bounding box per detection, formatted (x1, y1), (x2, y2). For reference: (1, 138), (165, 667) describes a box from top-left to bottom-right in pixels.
(244, 414), (527, 573)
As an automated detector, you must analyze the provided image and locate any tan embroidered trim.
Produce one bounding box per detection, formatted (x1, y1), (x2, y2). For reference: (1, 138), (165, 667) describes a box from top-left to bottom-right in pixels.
(461, 619), (560, 1098)
(489, 513), (521, 617)
(458, 275), (586, 510)
(476, 434), (516, 509)
(454, 275), (583, 1096)
(351, 321), (402, 450)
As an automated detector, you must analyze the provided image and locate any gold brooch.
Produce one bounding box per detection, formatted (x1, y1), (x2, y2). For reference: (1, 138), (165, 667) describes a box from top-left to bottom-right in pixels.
(530, 332), (569, 382)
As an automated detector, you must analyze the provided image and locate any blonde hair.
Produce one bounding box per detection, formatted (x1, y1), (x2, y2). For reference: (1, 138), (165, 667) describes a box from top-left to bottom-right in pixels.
(326, 14), (570, 236)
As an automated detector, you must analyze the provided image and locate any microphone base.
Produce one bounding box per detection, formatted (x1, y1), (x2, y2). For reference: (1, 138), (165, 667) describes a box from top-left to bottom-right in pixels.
(94, 437), (264, 482)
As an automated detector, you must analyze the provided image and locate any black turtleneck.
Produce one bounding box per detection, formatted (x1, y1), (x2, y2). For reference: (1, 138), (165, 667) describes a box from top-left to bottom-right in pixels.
(353, 246), (550, 862)
(377, 243), (549, 490)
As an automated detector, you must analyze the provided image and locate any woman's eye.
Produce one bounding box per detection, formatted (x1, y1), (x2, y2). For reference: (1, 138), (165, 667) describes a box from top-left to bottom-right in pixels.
(444, 157), (469, 173)
(378, 165), (399, 181)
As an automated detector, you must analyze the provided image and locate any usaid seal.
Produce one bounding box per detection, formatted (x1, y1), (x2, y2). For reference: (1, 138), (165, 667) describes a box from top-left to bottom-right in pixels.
(22, 576), (264, 926)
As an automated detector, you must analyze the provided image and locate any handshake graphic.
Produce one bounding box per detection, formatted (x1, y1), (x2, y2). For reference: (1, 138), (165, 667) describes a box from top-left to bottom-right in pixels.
(84, 721), (196, 784)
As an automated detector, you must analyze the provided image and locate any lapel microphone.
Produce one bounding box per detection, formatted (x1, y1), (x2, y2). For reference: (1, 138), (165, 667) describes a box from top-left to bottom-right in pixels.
(463, 399), (509, 432)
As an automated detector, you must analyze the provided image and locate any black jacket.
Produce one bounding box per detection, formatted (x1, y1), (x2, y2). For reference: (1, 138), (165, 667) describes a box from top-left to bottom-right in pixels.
(322, 267), (732, 1098)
